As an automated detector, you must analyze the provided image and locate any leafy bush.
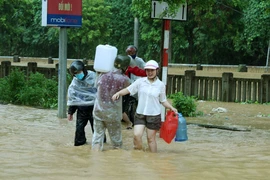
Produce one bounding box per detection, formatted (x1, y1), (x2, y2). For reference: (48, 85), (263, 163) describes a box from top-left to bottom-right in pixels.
(17, 72), (58, 108)
(168, 92), (202, 117)
(0, 68), (26, 104)
(42, 76), (58, 108)
(0, 69), (58, 108)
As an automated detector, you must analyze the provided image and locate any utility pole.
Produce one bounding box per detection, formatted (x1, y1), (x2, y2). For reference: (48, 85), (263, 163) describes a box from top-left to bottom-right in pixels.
(134, 17), (139, 52)
(265, 39), (270, 72)
(58, 27), (67, 118)
(161, 19), (171, 121)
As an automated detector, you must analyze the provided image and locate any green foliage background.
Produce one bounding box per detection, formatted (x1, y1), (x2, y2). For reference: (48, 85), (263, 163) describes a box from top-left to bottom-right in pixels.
(0, 0), (269, 111)
(0, 0), (269, 65)
(0, 69), (58, 108)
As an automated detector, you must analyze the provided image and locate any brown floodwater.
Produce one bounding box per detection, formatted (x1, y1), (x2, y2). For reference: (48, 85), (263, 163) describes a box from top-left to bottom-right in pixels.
(0, 102), (270, 180)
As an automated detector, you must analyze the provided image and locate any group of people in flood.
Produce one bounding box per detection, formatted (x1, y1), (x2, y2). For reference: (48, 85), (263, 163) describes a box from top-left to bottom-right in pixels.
(67, 45), (177, 153)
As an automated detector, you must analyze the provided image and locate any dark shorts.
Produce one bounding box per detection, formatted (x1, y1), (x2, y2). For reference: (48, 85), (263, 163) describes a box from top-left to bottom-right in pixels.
(134, 113), (162, 130)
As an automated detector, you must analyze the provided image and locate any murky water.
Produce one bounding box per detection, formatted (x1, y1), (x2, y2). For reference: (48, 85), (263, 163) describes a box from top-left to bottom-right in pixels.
(1, 103), (270, 180)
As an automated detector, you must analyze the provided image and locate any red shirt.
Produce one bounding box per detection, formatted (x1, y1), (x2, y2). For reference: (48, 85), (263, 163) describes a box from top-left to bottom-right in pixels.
(125, 66), (146, 78)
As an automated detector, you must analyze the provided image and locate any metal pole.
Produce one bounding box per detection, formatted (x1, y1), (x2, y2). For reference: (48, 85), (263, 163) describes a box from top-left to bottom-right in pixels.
(265, 39), (270, 72)
(134, 17), (139, 52)
(161, 19), (171, 121)
(162, 19), (170, 83)
(58, 27), (67, 118)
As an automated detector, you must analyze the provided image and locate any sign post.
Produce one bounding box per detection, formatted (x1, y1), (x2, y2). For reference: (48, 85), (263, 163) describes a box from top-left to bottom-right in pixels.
(151, 1), (187, 121)
(162, 19), (170, 85)
(58, 28), (68, 118)
(42, 0), (82, 118)
(161, 19), (170, 122)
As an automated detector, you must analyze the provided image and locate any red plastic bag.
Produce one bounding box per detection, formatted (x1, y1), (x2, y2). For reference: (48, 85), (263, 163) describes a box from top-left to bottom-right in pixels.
(160, 110), (178, 144)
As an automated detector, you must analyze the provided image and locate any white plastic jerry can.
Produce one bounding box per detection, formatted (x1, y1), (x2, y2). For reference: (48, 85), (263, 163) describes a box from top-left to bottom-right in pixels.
(94, 44), (118, 72)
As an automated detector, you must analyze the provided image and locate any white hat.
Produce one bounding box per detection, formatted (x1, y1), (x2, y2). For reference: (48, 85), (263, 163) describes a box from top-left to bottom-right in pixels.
(144, 60), (159, 69)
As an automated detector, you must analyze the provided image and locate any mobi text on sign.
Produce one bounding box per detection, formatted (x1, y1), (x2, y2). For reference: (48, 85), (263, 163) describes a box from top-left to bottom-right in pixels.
(42, 0), (82, 27)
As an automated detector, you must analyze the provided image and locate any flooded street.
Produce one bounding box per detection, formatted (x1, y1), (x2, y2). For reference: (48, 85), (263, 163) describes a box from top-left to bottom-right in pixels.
(0, 102), (270, 180)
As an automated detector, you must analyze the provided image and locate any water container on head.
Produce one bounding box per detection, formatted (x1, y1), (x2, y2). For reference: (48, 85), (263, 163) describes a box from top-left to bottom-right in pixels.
(175, 113), (188, 142)
(94, 44), (118, 72)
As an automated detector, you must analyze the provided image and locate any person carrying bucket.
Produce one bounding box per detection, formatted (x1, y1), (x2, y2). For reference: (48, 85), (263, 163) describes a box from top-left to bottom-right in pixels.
(112, 60), (178, 153)
(92, 55), (130, 151)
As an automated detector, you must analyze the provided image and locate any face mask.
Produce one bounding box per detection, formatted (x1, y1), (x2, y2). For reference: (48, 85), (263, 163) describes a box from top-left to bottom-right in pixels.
(75, 72), (84, 80)
(131, 54), (136, 59)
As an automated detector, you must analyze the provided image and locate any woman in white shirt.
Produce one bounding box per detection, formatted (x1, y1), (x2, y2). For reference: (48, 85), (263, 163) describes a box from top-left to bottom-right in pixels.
(112, 60), (177, 153)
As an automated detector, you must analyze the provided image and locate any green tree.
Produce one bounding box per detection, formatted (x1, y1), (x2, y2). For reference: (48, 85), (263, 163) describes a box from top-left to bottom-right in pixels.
(105, 0), (134, 54)
(185, 0), (246, 64)
(23, 0), (59, 57)
(0, 0), (269, 66)
(0, 0), (112, 59)
(68, 0), (111, 59)
(235, 0), (270, 65)
(0, 0), (34, 55)
(131, 0), (269, 65)
(131, 0), (163, 61)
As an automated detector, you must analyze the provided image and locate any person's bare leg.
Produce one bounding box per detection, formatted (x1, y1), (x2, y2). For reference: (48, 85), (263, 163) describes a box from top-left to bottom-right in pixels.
(146, 128), (157, 153)
(122, 112), (133, 128)
(133, 125), (145, 150)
